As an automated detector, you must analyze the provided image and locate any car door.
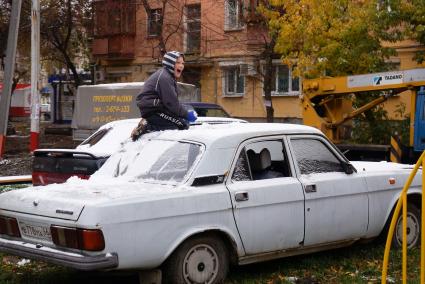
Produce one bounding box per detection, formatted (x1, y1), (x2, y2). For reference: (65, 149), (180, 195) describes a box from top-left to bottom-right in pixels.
(226, 138), (305, 255)
(287, 135), (369, 246)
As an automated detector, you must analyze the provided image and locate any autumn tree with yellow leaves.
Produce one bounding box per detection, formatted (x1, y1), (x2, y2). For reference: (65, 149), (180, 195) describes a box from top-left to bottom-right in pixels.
(260, 0), (405, 78)
(398, 0), (425, 63)
(260, 0), (424, 143)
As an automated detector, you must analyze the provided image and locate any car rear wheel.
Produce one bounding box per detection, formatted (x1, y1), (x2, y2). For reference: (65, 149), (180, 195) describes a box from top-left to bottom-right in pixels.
(392, 203), (421, 249)
(163, 235), (229, 284)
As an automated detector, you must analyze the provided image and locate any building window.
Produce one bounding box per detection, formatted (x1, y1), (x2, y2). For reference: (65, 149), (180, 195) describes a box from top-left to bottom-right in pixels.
(224, 67), (245, 96)
(185, 4), (201, 53)
(270, 65), (300, 96)
(225, 0), (244, 30)
(109, 8), (121, 35)
(94, 2), (107, 36)
(148, 9), (162, 37)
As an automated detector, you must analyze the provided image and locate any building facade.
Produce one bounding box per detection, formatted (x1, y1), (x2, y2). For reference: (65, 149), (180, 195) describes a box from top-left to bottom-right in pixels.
(91, 0), (425, 122)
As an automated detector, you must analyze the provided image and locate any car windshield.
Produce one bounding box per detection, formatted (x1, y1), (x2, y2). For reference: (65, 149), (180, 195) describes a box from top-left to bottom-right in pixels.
(95, 139), (203, 184)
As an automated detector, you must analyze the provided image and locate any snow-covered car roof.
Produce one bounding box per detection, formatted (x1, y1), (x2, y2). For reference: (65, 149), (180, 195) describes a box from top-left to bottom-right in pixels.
(133, 122), (322, 149)
(189, 116), (246, 124)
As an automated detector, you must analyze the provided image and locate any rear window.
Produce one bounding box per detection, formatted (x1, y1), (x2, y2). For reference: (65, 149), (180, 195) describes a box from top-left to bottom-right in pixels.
(80, 128), (111, 147)
(193, 107), (229, 118)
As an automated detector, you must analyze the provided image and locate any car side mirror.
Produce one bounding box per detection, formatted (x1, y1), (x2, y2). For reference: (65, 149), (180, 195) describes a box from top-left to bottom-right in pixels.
(341, 162), (356, 174)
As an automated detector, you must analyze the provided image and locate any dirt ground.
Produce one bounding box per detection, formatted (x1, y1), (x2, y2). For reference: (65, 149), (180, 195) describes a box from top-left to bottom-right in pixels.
(0, 120), (79, 177)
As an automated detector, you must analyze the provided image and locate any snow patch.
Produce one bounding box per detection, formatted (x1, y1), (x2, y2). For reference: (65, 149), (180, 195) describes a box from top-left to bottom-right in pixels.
(16, 259), (30, 266)
(351, 161), (415, 172)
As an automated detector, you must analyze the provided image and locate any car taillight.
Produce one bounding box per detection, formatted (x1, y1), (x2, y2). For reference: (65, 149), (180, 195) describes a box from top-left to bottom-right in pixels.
(50, 226), (105, 251)
(32, 172), (90, 186)
(0, 216), (21, 238)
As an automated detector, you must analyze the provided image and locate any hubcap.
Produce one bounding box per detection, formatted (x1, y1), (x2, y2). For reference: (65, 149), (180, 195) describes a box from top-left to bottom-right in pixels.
(395, 212), (420, 248)
(183, 244), (219, 284)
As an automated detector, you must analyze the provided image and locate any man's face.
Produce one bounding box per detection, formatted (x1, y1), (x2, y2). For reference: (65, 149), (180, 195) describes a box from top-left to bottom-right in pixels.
(174, 56), (184, 79)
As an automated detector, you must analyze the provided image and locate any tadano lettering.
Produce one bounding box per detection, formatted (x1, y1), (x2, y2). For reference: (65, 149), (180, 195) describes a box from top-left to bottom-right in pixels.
(384, 75), (402, 80)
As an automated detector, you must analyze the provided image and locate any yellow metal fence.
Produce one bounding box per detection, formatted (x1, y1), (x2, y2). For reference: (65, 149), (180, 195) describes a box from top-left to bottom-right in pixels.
(382, 151), (425, 284)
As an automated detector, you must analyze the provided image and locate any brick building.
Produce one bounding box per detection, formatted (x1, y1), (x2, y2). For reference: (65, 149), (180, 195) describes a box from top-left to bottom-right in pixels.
(91, 0), (302, 122)
(91, 0), (424, 122)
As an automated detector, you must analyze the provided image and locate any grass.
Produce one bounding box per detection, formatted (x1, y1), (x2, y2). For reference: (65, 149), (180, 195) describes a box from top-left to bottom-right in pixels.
(0, 184), (31, 194)
(226, 242), (420, 283)
(0, 242), (421, 283)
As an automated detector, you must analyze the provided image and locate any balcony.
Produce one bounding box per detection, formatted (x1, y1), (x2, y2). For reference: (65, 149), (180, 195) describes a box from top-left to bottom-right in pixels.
(92, 0), (136, 60)
(92, 35), (135, 60)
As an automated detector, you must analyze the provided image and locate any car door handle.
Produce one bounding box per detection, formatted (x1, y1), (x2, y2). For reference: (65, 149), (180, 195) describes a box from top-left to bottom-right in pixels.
(235, 191), (249, 202)
(304, 184), (317, 193)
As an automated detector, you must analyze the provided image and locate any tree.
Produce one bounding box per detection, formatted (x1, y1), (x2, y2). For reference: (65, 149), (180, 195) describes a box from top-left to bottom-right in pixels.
(262, 0), (400, 78)
(1, 0), (91, 90)
(0, 0), (31, 92)
(247, 2), (281, 122)
(0, 0), (10, 69)
(40, 0), (92, 88)
(397, 0), (425, 63)
(260, 0), (423, 144)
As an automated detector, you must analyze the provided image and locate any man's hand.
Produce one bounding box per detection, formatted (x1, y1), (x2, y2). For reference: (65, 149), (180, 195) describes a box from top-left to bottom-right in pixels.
(187, 110), (198, 122)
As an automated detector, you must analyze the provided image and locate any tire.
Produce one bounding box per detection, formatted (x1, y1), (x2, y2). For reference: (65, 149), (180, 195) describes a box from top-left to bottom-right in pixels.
(163, 235), (229, 284)
(392, 203), (421, 249)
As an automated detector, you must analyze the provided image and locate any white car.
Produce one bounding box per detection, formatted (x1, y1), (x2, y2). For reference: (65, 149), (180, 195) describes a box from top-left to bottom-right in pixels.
(0, 123), (421, 283)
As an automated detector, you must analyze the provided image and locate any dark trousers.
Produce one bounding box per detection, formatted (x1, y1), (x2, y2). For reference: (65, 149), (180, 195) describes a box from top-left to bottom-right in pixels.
(145, 112), (189, 131)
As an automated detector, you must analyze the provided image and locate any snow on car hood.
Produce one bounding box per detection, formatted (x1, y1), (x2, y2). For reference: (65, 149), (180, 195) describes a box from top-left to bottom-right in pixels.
(351, 161), (415, 172)
(0, 176), (183, 221)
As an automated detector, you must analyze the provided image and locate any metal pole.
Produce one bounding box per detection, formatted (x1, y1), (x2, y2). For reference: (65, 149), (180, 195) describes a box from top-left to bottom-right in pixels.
(30, 0), (40, 151)
(0, 0), (22, 158)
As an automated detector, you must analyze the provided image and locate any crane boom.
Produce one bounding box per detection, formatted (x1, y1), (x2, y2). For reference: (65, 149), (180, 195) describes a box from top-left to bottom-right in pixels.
(302, 68), (425, 147)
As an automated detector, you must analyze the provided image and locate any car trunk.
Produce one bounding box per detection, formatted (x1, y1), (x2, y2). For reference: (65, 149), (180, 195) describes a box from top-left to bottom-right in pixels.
(32, 149), (108, 186)
(0, 179), (179, 222)
(0, 187), (88, 221)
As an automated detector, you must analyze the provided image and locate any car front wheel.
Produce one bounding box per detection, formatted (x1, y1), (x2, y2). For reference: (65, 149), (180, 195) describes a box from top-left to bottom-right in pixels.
(392, 203), (421, 249)
(163, 235), (229, 284)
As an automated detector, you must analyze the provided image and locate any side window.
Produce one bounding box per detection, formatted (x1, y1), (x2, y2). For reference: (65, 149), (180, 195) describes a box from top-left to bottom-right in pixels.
(231, 148), (251, 181)
(291, 138), (344, 175)
(246, 140), (288, 180)
(232, 140), (290, 182)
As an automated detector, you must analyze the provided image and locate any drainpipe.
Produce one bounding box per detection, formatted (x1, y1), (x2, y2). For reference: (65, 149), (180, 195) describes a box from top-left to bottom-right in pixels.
(214, 64), (218, 104)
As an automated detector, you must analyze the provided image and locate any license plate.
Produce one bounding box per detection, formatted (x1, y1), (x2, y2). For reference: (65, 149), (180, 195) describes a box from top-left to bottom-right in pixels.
(18, 221), (52, 242)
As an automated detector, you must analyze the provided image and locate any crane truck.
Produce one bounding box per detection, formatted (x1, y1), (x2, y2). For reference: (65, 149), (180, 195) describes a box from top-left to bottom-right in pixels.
(302, 68), (425, 163)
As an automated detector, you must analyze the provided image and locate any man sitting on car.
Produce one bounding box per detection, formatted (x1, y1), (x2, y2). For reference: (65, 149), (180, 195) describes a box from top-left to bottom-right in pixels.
(131, 51), (198, 141)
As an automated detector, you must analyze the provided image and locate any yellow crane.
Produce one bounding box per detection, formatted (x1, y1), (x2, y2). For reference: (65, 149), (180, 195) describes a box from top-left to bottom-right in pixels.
(302, 68), (425, 163)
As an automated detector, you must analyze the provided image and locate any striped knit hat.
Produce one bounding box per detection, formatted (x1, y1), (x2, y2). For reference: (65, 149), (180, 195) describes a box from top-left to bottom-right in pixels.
(162, 51), (184, 74)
